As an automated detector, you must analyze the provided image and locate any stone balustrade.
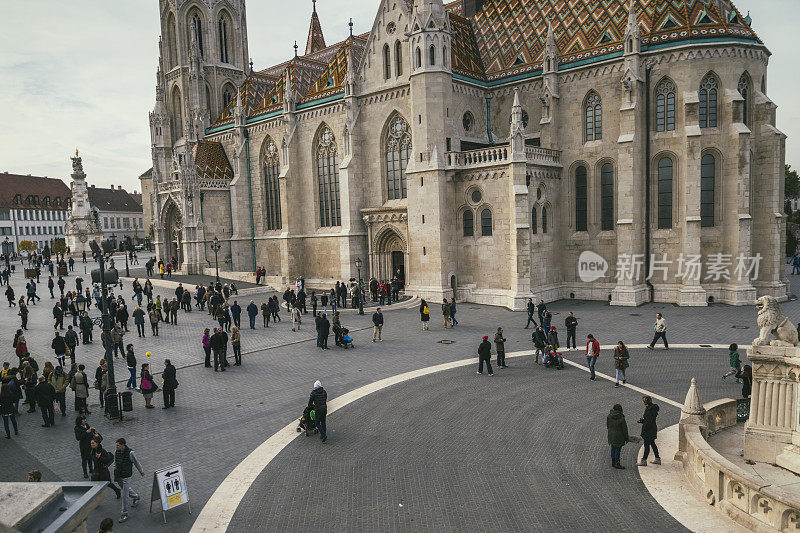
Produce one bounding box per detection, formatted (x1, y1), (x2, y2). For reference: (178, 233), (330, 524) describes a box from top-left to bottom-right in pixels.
(445, 145), (561, 170)
(677, 396), (800, 532)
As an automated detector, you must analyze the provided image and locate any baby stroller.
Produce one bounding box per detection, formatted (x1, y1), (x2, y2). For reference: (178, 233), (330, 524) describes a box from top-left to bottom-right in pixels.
(334, 325), (355, 349)
(543, 345), (564, 369)
(296, 406), (318, 436)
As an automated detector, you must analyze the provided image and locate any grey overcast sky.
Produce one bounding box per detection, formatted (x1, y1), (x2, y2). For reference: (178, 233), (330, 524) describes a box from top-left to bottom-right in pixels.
(0, 0), (797, 191)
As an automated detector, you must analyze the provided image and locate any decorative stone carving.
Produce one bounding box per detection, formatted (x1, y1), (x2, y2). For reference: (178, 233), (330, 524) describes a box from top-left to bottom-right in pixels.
(753, 296), (798, 347)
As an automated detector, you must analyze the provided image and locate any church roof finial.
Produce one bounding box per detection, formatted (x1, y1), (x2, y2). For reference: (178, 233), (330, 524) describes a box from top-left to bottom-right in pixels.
(349, 18), (353, 37)
(305, 0), (327, 55)
(294, 41), (299, 58)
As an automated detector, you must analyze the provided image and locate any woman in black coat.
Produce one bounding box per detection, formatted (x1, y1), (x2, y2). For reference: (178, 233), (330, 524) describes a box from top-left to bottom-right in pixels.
(74, 415), (95, 478)
(637, 396), (661, 466)
(90, 435), (121, 498)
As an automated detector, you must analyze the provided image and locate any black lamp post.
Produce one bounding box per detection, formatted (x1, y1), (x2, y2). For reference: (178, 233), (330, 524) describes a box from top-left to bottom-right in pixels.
(355, 257), (364, 315)
(75, 292), (86, 314)
(2, 237), (10, 273)
(89, 239), (119, 420)
(211, 236), (221, 284)
(123, 237), (130, 278)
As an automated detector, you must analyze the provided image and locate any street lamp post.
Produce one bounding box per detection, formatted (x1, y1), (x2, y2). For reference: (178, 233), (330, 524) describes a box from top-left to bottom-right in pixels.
(89, 240), (119, 420)
(2, 237), (10, 274)
(355, 257), (364, 315)
(211, 236), (221, 285)
(123, 238), (130, 278)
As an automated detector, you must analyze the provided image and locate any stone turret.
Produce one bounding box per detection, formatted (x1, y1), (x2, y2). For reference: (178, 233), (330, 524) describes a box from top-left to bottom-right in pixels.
(65, 150), (103, 256)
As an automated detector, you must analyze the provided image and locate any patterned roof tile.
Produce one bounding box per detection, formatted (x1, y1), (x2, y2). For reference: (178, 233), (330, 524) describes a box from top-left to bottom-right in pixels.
(194, 140), (233, 182)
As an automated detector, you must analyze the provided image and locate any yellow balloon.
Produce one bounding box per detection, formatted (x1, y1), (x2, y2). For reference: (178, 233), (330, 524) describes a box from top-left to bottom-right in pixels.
(145, 352), (152, 357)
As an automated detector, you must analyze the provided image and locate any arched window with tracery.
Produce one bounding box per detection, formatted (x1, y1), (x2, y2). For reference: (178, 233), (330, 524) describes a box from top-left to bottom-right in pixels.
(166, 12), (178, 68)
(701, 153), (715, 227)
(395, 41), (403, 76)
(316, 126), (341, 227)
(738, 73), (750, 126)
(657, 157), (673, 229)
(575, 165), (588, 231)
(190, 12), (204, 58)
(383, 44), (391, 79)
(600, 163), (614, 231)
(385, 115), (411, 200)
(262, 138), (282, 230)
(584, 92), (602, 141)
(699, 73), (718, 128)
(171, 86), (183, 139)
(222, 84), (235, 109)
(656, 79), (676, 132)
(218, 12), (231, 63)
(462, 210), (473, 237)
(429, 45), (436, 66)
(541, 206), (548, 234)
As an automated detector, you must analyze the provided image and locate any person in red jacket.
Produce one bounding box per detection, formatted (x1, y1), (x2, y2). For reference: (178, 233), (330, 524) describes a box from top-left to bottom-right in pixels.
(586, 334), (600, 381)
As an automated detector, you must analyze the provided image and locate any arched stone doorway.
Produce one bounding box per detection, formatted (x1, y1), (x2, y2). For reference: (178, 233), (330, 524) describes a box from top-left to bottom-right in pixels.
(163, 202), (183, 265)
(372, 227), (406, 283)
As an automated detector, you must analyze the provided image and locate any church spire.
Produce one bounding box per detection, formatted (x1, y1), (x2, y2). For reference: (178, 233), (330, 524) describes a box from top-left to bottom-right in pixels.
(305, 0), (326, 55)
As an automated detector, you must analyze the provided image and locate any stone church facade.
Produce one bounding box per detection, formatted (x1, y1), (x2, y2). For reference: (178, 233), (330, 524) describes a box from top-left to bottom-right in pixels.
(145, 0), (788, 309)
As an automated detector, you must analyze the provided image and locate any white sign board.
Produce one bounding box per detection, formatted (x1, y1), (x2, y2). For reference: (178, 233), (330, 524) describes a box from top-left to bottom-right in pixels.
(152, 464), (189, 516)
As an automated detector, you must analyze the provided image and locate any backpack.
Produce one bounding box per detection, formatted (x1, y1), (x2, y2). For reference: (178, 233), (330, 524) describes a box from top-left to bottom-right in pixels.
(100, 449), (114, 468)
(422, 305), (429, 315)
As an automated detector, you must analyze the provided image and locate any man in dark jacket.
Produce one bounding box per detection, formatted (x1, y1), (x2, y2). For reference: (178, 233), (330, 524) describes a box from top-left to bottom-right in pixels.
(114, 438), (144, 523)
(48, 276), (55, 298)
(230, 301), (242, 328)
(532, 326), (548, 364)
(34, 376), (56, 427)
(132, 306), (145, 337)
(116, 305), (129, 332)
(57, 276), (66, 296)
(607, 404), (630, 469)
(371, 308), (383, 342)
(318, 314), (330, 349)
(53, 303), (64, 330)
(64, 326), (79, 364)
(537, 299), (547, 325)
(565, 312), (578, 349)
(91, 436), (121, 498)
(477, 335), (493, 375)
(162, 359), (177, 409)
(51, 331), (68, 367)
(210, 328), (226, 372)
(308, 380), (328, 442)
(637, 396), (661, 466)
(247, 300), (258, 329)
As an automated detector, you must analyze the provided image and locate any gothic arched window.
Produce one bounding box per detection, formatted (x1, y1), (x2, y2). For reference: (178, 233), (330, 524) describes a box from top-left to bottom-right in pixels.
(395, 40), (403, 76)
(531, 206), (537, 234)
(263, 138), (282, 230)
(463, 210), (473, 237)
(415, 47), (421, 68)
(191, 13), (204, 58)
(600, 163), (614, 231)
(429, 45), (436, 66)
(166, 12), (178, 68)
(480, 208), (492, 236)
(383, 44), (391, 79)
(656, 79), (676, 132)
(218, 13), (230, 63)
(575, 165), (588, 231)
(541, 206), (548, 234)
(171, 86), (183, 139)
(584, 92), (602, 141)
(385, 115), (411, 200)
(657, 157), (673, 229)
(316, 126), (341, 227)
(222, 84), (235, 109)
(738, 73), (750, 126)
(699, 73), (718, 128)
(701, 153), (715, 227)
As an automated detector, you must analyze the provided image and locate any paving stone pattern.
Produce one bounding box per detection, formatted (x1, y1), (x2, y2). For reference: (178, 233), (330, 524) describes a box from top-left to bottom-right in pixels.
(1, 266), (798, 532)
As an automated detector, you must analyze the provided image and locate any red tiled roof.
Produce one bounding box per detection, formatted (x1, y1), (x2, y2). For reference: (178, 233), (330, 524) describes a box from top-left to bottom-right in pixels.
(0, 173), (71, 210)
(87, 186), (142, 213)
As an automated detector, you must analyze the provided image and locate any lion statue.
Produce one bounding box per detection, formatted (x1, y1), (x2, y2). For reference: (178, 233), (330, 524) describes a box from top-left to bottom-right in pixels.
(754, 295), (798, 347)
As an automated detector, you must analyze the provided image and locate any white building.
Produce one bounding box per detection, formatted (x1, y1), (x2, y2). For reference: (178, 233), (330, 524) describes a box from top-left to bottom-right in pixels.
(87, 184), (145, 246)
(0, 173), (71, 252)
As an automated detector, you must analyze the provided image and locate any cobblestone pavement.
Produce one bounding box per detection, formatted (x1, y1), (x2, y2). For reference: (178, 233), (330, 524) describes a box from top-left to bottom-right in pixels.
(1, 267), (798, 532)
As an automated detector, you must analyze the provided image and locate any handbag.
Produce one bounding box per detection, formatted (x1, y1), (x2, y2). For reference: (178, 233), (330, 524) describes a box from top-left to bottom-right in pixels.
(93, 379), (100, 390)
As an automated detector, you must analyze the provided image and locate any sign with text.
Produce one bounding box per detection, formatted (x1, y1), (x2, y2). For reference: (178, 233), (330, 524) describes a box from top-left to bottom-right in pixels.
(150, 464), (190, 522)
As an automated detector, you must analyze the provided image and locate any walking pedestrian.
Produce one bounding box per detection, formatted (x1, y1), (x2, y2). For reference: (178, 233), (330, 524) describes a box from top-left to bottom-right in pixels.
(261, 301), (270, 327)
(48, 365), (68, 416)
(139, 364), (156, 408)
(114, 438), (144, 523)
(34, 375), (56, 427)
(148, 307), (160, 336)
(53, 302), (64, 330)
(69, 364), (90, 415)
(442, 299), (452, 328)
(202, 328), (212, 368)
(230, 300), (241, 328)
(133, 306), (145, 337)
(1, 384), (18, 439)
(449, 298), (458, 326)
(648, 313), (668, 349)
(636, 396), (661, 466)
(537, 299), (547, 324)
(613, 341), (629, 387)
(586, 334), (600, 380)
(372, 308), (383, 342)
(494, 327), (507, 368)
(52, 331), (68, 368)
(247, 300), (258, 329)
(308, 380), (328, 442)
(162, 359), (177, 408)
(565, 312), (578, 349)
(19, 300), (28, 329)
(738, 365), (753, 398)
(607, 404), (630, 469)
(532, 326), (547, 363)
(90, 435), (121, 499)
(210, 328), (226, 372)
(525, 298), (537, 329)
(74, 416), (95, 478)
(477, 335), (494, 375)
(291, 305), (301, 332)
(419, 299), (430, 331)
(125, 345), (137, 389)
(65, 326), (78, 364)
(722, 343), (742, 382)
(231, 325), (241, 365)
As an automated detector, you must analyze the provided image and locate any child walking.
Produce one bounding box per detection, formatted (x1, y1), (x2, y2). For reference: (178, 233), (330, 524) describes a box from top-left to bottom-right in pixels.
(722, 343), (742, 383)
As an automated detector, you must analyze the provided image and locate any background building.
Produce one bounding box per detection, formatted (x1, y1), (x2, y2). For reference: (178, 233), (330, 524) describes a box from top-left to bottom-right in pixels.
(0, 172), (71, 252)
(87, 184), (145, 246)
(147, 0), (787, 308)
(138, 167), (154, 246)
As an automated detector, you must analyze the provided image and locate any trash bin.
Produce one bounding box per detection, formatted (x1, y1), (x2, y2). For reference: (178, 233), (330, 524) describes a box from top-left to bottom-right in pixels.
(119, 391), (133, 412)
(57, 266), (67, 276)
(105, 391), (120, 418)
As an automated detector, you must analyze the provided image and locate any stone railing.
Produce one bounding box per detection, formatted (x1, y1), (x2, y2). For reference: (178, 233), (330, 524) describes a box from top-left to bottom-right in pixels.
(445, 146), (510, 170)
(678, 397), (800, 532)
(525, 146), (562, 167)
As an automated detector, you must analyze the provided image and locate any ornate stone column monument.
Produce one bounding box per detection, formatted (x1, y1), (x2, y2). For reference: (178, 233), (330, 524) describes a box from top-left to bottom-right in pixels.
(64, 149), (103, 256)
(744, 296), (800, 473)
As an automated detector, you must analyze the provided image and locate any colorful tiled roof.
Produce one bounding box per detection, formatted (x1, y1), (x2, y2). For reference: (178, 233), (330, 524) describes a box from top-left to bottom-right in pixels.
(303, 37), (366, 102)
(194, 141), (233, 183)
(305, 2), (327, 55)
(449, 13), (486, 80)
(214, 72), (278, 126)
(462, 0), (760, 82)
